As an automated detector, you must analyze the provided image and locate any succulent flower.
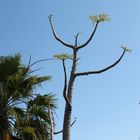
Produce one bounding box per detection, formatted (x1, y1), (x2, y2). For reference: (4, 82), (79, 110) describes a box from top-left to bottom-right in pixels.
(90, 14), (111, 23)
(121, 46), (131, 53)
(53, 53), (73, 61)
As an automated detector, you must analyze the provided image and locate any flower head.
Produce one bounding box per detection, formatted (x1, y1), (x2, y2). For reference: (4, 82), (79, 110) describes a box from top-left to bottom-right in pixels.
(90, 13), (110, 23)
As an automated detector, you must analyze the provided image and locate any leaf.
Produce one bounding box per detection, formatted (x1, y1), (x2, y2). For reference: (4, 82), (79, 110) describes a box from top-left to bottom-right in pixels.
(54, 53), (73, 61)
(121, 46), (132, 53)
(90, 13), (111, 23)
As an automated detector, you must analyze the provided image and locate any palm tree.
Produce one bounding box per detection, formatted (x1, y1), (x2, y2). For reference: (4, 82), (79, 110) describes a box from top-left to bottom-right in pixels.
(14, 94), (57, 140)
(0, 54), (51, 140)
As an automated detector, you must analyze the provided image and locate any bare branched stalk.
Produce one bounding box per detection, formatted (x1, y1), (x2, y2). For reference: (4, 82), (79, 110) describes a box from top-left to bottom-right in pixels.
(49, 15), (127, 140)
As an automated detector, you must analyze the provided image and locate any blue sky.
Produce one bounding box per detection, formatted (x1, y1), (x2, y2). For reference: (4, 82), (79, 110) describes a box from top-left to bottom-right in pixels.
(0, 0), (140, 140)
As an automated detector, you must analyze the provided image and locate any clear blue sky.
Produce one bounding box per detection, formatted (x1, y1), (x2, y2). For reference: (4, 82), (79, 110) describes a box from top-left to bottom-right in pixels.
(0, 0), (140, 140)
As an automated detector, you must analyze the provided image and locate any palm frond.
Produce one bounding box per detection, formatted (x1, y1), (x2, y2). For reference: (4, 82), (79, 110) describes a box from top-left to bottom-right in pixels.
(0, 54), (21, 83)
(28, 94), (57, 109)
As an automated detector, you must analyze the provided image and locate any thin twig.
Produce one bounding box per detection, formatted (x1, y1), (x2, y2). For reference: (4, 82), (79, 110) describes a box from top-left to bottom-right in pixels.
(28, 58), (55, 69)
(75, 33), (80, 46)
(54, 118), (77, 135)
(24, 57), (55, 76)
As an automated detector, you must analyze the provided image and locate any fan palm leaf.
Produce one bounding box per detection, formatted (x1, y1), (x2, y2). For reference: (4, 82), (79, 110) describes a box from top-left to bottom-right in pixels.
(0, 54), (51, 140)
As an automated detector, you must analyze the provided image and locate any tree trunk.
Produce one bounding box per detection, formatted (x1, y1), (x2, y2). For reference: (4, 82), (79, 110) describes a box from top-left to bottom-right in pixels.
(4, 132), (12, 140)
(63, 104), (72, 140)
(62, 49), (77, 140)
(48, 106), (54, 140)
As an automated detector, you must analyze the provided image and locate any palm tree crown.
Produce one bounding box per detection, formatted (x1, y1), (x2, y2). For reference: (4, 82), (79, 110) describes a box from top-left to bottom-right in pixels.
(0, 54), (55, 140)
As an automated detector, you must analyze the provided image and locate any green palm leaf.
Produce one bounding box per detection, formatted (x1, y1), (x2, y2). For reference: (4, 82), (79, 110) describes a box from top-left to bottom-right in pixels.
(0, 53), (53, 140)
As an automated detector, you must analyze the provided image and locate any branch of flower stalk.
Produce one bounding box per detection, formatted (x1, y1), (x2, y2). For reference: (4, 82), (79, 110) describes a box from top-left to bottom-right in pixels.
(54, 118), (77, 135)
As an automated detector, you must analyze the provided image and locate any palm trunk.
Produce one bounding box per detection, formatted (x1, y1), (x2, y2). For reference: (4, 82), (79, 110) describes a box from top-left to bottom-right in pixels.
(4, 133), (11, 140)
(48, 106), (54, 140)
(2, 107), (10, 140)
